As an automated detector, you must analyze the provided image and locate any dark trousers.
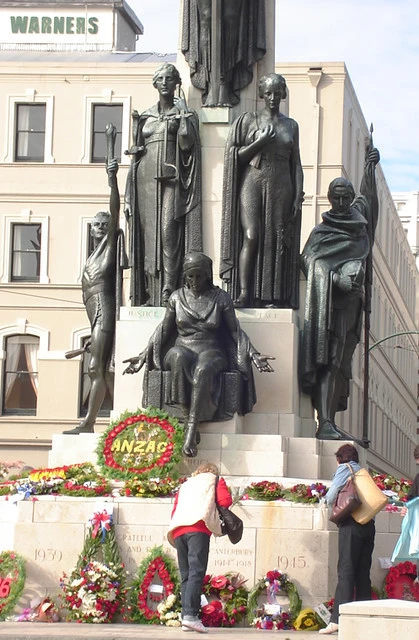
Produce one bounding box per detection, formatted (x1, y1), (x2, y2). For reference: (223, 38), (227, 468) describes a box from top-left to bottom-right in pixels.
(174, 532), (210, 619)
(331, 518), (375, 623)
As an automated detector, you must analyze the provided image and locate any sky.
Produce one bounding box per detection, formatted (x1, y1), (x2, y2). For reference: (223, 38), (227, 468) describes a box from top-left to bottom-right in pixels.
(128, 0), (419, 193)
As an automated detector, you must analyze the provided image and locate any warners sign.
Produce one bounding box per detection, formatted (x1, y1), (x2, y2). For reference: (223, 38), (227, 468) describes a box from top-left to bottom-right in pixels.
(10, 16), (99, 35)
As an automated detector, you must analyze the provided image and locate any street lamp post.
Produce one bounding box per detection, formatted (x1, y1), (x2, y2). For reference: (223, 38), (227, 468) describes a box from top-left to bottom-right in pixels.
(362, 330), (419, 447)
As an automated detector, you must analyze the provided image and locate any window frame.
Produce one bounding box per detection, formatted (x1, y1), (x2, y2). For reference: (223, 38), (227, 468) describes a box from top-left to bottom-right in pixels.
(1, 332), (41, 417)
(1, 213), (49, 284)
(81, 94), (130, 165)
(10, 222), (42, 282)
(5, 92), (54, 164)
(90, 103), (124, 163)
(14, 102), (47, 163)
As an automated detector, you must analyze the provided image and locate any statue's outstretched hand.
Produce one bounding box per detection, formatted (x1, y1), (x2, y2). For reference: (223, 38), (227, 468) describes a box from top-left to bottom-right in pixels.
(122, 351), (146, 375)
(252, 353), (275, 373)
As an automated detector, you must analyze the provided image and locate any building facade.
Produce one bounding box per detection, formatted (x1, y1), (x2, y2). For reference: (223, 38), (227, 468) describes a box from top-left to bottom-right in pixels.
(0, 0), (417, 477)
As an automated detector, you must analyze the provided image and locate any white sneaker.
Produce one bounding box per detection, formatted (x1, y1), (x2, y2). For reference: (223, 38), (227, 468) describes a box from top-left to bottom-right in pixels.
(182, 620), (209, 633)
(319, 622), (339, 634)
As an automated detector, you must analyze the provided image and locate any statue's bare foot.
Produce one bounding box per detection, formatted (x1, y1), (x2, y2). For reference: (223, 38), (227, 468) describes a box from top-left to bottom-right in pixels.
(182, 424), (198, 457)
(315, 420), (343, 440)
(234, 291), (248, 309)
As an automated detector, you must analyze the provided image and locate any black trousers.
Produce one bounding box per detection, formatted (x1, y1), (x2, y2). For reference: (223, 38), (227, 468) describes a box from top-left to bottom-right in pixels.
(331, 518), (375, 623)
(174, 532), (210, 619)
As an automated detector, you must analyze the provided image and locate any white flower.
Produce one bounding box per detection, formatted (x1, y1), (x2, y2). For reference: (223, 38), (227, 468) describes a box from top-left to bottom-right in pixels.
(166, 619), (181, 627)
(71, 577), (84, 587)
(166, 593), (176, 607)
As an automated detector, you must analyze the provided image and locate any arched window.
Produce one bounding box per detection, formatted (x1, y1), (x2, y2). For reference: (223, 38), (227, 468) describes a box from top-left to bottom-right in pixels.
(2, 334), (39, 415)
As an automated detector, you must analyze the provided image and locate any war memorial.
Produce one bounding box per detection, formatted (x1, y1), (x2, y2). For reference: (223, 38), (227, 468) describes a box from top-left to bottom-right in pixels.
(0, 1), (418, 637)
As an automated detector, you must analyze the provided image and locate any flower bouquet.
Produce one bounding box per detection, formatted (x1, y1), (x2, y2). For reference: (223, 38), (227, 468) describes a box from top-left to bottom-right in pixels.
(293, 607), (320, 631)
(60, 559), (124, 623)
(201, 573), (248, 627)
(244, 481), (284, 501)
(124, 475), (185, 498)
(373, 473), (412, 505)
(156, 593), (182, 626)
(282, 482), (328, 504)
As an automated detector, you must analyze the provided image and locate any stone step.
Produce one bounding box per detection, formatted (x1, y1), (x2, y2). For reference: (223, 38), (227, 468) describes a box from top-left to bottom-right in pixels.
(0, 622), (320, 639)
(49, 432), (354, 481)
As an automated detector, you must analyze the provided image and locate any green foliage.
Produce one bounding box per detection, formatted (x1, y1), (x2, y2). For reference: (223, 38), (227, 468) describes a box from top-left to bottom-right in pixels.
(0, 551), (26, 621)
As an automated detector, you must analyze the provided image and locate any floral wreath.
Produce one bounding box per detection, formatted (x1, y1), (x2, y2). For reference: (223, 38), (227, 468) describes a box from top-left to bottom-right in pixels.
(201, 573), (248, 627)
(127, 546), (180, 624)
(247, 569), (302, 629)
(0, 463), (111, 499)
(124, 475), (185, 498)
(243, 481), (328, 503)
(384, 561), (419, 601)
(96, 407), (184, 481)
(60, 508), (126, 622)
(0, 551), (26, 621)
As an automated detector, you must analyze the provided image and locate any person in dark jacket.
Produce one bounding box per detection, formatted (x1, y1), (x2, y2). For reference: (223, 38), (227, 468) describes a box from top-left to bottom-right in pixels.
(320, 444), (375, 635)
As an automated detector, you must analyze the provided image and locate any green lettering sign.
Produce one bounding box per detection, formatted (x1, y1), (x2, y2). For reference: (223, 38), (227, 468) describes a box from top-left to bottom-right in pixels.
(53, 17), (64, 34)
(10, 15), (99, 37)
(28, 17), (40, 34)
(66, 17), (74, 34)
(76, 17), (85, 34)
(41, 17), (52, 34)
(10, 16), (28, 33)
(88, 17), (99, 34)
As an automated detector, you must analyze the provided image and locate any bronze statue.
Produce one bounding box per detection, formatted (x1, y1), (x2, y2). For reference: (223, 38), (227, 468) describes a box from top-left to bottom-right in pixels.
(125, 63), (202, 307)
(181, 0), (266, 107)
(300, 142), (380, 440)
(64, 124), (126, 435)
(123, 252), (274, 457)
(220, 73), (304, 309)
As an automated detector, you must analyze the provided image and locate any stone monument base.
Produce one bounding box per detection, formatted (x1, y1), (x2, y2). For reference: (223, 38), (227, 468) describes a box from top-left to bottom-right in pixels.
(339, 600), (419, 640)
(0, 493), (401, 615)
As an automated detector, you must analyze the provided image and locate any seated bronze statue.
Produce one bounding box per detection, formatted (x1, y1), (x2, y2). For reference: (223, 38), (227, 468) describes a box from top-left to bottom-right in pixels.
(123, 252), (274, 456)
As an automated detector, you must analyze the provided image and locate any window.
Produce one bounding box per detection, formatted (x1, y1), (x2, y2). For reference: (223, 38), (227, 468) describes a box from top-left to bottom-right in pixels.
(79, 336), (113, 418)
(15, 103), (46, 162)
(3, 335), (39, 415)
(91, 104), (123, 163)
(11, 223), (41, 282)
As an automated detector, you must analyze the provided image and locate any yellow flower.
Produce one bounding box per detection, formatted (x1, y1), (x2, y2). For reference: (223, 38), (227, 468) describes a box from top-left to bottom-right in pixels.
(294, 607), (319, 631)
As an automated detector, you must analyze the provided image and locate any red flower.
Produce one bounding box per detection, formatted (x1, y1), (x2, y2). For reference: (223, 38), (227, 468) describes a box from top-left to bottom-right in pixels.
(211, 576), (228, 590)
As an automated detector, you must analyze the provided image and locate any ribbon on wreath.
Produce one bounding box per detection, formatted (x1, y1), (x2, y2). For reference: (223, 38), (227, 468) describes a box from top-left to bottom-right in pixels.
(267, 579), (282, 604)
(90, 510), (112, 541)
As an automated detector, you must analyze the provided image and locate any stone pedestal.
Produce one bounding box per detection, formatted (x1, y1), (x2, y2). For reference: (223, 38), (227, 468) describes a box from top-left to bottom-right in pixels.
(114, 306), (313, 438)
(339, 600), (419, 639)
(0, 494), (401, 614)
(48, 432), (358, 482)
